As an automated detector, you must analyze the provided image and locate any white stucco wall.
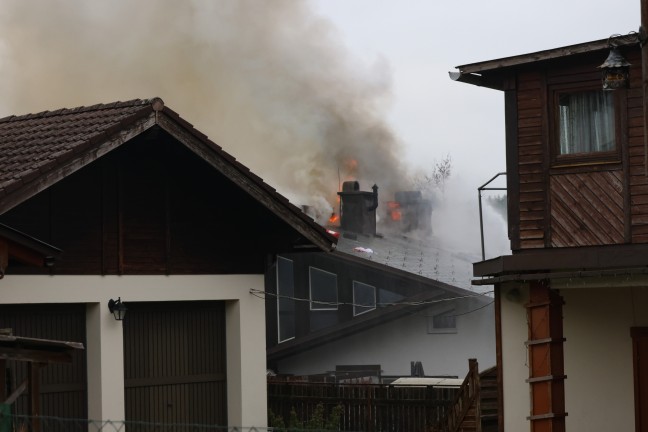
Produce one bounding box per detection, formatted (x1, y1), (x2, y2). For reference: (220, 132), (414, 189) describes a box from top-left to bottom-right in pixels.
(500, 283), (648, 432)
(0, 274), (267, 428)
(276, 297), (495, 378)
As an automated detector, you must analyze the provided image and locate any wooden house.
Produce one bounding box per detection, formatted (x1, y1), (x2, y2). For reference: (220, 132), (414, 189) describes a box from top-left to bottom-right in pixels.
(453, 27), (648, 432)
(0, 98), (336, 427)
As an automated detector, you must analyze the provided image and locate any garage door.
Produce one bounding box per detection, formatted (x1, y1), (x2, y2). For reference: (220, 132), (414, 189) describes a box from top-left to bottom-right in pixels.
(123, 301), (227, 426)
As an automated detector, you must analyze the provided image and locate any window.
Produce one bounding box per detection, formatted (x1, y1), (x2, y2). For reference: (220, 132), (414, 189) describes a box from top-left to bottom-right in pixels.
(309, 267), (337, 310)
(427, 309), (457, 334)
(353, 281), (376, 316)
(277, 257), (295, 343)
(550, 84), (624, 168)
(557, 90), (615, 155)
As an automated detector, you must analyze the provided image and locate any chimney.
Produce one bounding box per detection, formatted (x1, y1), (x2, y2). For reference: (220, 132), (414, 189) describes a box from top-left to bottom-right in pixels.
(388, 191), (433, 233)
(337, 181), (378, 236)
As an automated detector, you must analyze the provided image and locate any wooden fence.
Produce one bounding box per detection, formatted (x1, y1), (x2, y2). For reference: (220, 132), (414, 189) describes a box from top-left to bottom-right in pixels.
(267, 381), (458, 432)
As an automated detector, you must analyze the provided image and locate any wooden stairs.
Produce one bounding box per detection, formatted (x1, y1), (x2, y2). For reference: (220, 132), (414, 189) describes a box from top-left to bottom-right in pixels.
(436, 359), (499, 432)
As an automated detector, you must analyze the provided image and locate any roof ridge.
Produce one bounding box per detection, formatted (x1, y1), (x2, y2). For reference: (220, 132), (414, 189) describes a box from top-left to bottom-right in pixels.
(0, 97), (162, 123)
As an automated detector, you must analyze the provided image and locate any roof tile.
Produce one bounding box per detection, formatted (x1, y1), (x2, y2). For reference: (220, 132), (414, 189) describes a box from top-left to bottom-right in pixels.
(0, 98), (155, 199)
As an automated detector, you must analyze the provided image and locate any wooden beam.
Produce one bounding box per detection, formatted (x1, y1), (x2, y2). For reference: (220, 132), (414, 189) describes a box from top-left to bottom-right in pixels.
(526, 281), (567, 432)
(0, 359), (6, 402)
(4, 378), (27, 406)
(28, 363), (42, 432)
(0, 239), (7, 277)
(0, 347), (73, 364)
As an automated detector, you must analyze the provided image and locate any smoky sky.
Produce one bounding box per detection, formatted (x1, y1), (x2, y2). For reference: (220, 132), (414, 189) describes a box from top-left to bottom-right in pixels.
(0, 0), (412, 221)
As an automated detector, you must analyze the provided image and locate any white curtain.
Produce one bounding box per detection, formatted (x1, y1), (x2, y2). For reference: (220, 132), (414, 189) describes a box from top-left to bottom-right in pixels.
(559, 91), (615, 155)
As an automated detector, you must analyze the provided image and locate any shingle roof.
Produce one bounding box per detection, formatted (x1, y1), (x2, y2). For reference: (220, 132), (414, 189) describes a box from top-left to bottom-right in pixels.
(335, 231), (484, 293)
(0, 97), (336, 251)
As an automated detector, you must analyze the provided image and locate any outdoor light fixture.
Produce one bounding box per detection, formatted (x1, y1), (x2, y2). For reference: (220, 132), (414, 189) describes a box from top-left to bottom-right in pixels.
(108, 297), (127, 321)
(598, 32), (645, 91)
(599, 47), (631, 90)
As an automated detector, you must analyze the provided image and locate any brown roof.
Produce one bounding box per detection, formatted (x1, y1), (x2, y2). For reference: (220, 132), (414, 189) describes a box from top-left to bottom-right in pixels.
(0, 97), (336, 251)
(451, 36), (638, 90)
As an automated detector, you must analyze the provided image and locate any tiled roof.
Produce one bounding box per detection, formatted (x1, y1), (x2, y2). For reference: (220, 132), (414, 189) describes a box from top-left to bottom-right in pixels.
(0, 98), (156, 197)
(0, 97), (336, 251)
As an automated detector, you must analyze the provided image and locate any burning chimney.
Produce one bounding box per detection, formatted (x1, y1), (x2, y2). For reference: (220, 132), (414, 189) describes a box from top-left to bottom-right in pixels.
(337, 181), (378, 236)
(387, 191), (432, 233)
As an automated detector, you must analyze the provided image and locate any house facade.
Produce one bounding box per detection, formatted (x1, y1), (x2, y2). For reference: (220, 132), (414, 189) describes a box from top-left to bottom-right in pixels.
(453, 29), (648, 432)
(0, 98), (335, 427)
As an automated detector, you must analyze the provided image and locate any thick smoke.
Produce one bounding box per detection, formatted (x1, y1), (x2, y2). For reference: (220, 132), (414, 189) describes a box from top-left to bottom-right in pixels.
(0, 0), (410, 222)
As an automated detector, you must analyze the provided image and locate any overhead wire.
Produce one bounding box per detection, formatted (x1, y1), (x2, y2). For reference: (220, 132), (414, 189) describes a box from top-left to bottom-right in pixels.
(249, 288), (493, 309)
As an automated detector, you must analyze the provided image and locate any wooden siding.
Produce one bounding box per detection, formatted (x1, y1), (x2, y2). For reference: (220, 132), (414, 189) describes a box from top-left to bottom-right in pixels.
(0, 126), (302, 275)
(0, 304), (87, 419)
(516, 71), (546, 249)
(123, 301), (227, 426)
(550, 171), (624, 247)
(511, 50), (648, 250)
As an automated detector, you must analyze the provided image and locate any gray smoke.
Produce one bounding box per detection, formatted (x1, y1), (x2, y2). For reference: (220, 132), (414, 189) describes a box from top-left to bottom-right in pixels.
(0, 0), (411, 222)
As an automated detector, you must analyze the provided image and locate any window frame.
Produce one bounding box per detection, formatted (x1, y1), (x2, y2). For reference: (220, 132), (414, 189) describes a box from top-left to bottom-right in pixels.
(549, 83), (624, 168)
(276, 256), (296, 343)
(309, 266), (338, 311)
(426, 309), (457, 334)
(352, 281), (376, 316)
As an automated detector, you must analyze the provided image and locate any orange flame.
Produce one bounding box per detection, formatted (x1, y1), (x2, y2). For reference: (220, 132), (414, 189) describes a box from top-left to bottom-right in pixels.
(328, 213), (340, 224)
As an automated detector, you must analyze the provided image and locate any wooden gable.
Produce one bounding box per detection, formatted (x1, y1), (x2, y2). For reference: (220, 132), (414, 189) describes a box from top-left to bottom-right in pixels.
(0, 127), (319, 275)
(0, 98), (335, 275)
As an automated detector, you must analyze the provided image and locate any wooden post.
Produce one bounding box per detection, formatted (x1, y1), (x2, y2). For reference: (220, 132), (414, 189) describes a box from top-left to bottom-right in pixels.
(0, 360), (6, 402)
(27, 362), (42, 432)
(526, 281), (567, 432)
(641, 0), (648, 176)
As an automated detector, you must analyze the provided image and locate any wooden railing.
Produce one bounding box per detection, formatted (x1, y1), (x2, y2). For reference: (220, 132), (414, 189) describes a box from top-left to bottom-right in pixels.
(439, 358), (481, 432)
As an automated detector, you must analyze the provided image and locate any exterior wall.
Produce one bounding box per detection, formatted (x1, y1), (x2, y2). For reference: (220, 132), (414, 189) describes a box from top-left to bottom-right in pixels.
(0, 274), (267, 428)
(275, 298), (495, 378)
(499, 283), (530, 432)
(500, 283), (648, 431)
(508, 49), (645, 250)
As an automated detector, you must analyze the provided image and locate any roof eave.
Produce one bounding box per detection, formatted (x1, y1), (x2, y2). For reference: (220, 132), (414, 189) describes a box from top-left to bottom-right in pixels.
(452, 36), (639, 85)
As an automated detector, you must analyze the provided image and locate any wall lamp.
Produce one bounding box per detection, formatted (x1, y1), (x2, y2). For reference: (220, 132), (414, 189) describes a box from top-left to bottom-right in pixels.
(108, 297), (127, 321)
(598, 31), (646, 90)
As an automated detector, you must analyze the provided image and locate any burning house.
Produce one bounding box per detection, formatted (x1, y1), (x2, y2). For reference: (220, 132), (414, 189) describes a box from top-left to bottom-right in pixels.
(333, 181), (433, 237)
(266, 180), (494, 380)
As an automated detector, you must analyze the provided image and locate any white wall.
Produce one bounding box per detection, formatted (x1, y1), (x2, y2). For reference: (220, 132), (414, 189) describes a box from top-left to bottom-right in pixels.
(500, 283), (648, 432)
(276, 297), (495, 378)
(0, 274), (267, 428)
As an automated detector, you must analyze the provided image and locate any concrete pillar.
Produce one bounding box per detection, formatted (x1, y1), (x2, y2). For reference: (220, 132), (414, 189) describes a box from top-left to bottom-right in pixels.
(86, 302), (125, 422)
(226, 298), (267, 428)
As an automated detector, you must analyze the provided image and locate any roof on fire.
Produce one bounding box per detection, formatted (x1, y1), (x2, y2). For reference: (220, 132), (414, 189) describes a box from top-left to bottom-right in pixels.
(0, 97), (336, 251)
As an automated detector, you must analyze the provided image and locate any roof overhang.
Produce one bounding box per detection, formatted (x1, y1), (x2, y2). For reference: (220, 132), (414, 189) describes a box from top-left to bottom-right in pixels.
(473, 243), (648, 285)
(451, 36), (639, 91)
(0, 334), (84, 363)
(0, 223), (62, 274)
